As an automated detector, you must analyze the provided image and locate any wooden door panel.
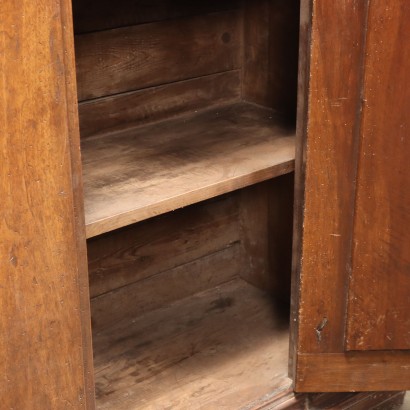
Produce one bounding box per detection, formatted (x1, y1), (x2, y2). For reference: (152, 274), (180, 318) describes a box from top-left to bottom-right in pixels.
(290, 0), (368, 357)
(346, 0), (410, 351)
(291, 0), (410, 391)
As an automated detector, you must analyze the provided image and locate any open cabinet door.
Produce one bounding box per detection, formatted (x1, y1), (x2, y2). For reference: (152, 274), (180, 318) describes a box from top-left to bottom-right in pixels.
(291, 0), (410, 392)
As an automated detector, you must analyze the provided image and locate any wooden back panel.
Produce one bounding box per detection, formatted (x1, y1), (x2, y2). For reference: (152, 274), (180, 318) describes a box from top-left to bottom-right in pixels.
(75, 11), (242, 102)
(73, 0), (300, 138)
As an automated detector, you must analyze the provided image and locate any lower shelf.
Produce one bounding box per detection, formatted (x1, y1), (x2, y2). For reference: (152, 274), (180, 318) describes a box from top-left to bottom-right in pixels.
(92, 279), (291, 410)
(92, 279), (407, 409)
(82, 103), (295, 238)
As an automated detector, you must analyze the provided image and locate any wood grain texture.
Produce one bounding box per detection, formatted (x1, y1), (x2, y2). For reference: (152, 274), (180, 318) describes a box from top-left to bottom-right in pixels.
(291, 0), (410, 393)
(93, 279), (290, 410)
(91, 243), (241, 330)
(0, 0), (94, 408)
(295, 352), (410, 392)
(242, 0), (300, 119)
(87, 194), (240, 298)
(75, 11), (241, 101)
(291, 0), (369, 357)
(72, 0), (241, 34)
(346, 0), (410, 351)
(246, 389), (405, 409)
(59, 0), (96, 405)
(82, 103), (295, 238)
(78, 71), (241, 138)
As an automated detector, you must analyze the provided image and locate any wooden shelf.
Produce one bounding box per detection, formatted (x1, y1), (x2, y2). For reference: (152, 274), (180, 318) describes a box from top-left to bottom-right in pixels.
(93, 279), (290, 410)
(82, 103), (295, 238)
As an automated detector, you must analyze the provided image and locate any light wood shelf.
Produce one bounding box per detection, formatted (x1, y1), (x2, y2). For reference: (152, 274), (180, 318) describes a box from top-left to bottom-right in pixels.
(82, 103), (295, 238)
(92, 278), (290, 410)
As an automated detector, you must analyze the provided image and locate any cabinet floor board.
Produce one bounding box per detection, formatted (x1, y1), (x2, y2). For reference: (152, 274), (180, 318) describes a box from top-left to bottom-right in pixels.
(82, 103), (295, 238)
(92, 279), (290, 410)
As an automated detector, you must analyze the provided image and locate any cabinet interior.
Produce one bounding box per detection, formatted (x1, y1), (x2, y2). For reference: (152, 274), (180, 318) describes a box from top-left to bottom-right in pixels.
(72, 0), (300, 407)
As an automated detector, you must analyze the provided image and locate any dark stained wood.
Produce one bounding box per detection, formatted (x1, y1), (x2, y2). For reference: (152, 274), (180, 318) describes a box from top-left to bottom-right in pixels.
(75, 11), (242, 101)
(82, 103), (295, 238)
(296, 352), (410, 392)
(239, 175), (294, 296)
(248, 390), (405, 409)
(78, 71), (241, 138)
(243, 0), (300, 119)
(0, 0), (94, 408)
(72, 0), (241, 34)
(290, 0), (369, 359)
(92, 277), (405, 409)
(288, 0), (312, 378)
(93, 279), (290, 410)
(91, 244), (242, 330)
(346, 0), (410, 351)
(242, 0), (272, 106)
(87, 194), (241, 298)
(292, 0), (410, 393)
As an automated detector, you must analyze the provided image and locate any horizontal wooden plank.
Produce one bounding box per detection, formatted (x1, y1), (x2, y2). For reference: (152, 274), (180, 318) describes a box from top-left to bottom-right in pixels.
(248, 390), (405, 410)
(75, 11), (241, 101)
(82, 103), (295, 238)
(72, 0), (241, 34)
(91, 244), (242, 330)
(87, 194), (240, 298)
(93, 278), (290, 409)
(78, 71), (241, 138)
(295, 352), (410, 392)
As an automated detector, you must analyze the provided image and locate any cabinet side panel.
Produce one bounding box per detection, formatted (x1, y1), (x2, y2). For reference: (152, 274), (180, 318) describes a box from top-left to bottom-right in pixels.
(0, 0), (94, 408)
(346, 0), (410, 351)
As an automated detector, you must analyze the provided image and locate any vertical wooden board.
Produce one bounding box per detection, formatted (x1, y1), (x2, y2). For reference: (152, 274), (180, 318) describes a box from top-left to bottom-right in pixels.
(75, 11), (242, 101)
(242, 0), (300, 118)
(60, 0), (96, 405)
(346, 0), (410, 350)
(291, 0), (369, 357)
(0, 0), (93, 408)
(239, 176), (294, 299)
(268, 173), (295, 305)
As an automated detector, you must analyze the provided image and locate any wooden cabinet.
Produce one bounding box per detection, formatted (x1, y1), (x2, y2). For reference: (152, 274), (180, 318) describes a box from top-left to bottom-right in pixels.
(1, 0), (409, 409)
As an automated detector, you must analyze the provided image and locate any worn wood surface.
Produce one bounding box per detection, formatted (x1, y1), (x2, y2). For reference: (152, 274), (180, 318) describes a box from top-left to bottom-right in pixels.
(79, 71), (241, 138)
(82, 103), (295, 238)
(292, 0), (410, 392)
(296, 352), (410, 392)
(0, 0), (94, 408)
(346, 0), (410, 351)
(88, 194), (240, 298)
(75, 11), (241, 101)
(247, 390), (405, 409)
(91, 243), (241, 331)
(93, 279), (290, 410)
(72, 0), (241, 34)
(291, 0), (369, 357)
